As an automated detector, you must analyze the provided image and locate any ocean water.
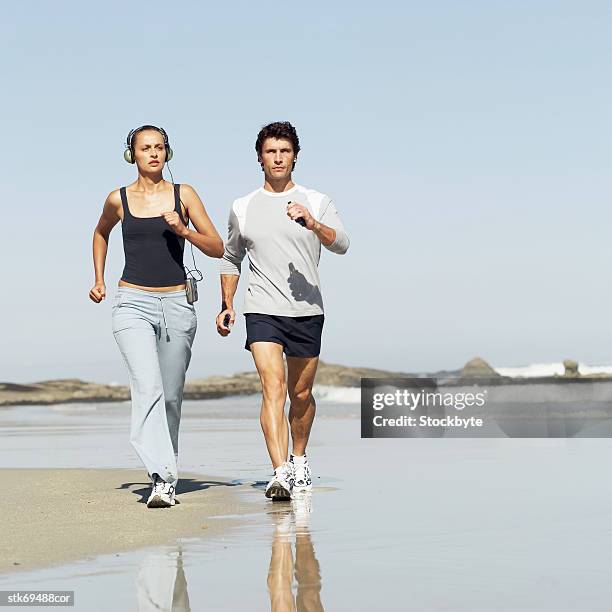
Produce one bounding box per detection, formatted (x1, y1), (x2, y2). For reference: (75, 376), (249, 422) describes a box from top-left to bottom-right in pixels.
(493, 362), (612, 378)
(1, 396), (612, 611)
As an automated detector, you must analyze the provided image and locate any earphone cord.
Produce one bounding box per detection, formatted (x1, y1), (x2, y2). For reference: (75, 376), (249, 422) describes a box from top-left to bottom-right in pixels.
(165, 161), (203, 283)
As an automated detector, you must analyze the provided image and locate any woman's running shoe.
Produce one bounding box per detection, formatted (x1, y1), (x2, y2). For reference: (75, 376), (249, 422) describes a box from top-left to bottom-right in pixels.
(147, 474), (176, 508)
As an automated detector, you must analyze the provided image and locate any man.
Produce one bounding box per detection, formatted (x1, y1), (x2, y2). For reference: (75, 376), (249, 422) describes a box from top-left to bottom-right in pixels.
(216, 121), (349, 500)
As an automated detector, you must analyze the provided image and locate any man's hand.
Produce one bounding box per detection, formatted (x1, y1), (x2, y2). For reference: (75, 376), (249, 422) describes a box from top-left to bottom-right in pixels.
(89, 282), (106, 303)
(216, 308), (236, 337)
(161, 210), (188, 237)
(286, 202), (316, 230)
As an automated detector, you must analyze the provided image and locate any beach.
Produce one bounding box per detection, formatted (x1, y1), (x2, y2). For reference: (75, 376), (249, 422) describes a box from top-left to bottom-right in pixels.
(2, 396), (612, 610)
(1, 468), (253, 573)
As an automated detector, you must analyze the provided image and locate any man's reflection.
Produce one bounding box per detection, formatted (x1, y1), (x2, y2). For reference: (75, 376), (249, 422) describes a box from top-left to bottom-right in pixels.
(267, 494), (324, 611)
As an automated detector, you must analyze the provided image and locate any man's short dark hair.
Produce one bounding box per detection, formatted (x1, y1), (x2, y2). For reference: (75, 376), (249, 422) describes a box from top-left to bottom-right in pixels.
(255, 121), (301, 159)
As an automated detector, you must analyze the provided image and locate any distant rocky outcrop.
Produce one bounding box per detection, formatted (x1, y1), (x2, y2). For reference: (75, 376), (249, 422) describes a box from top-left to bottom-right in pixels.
(182, 362), (419, 400)
(0, 361), (416, 407)
(2, 358), (607, 407)
(0, 379), (129, 407)
(460, 357), (501, 379)
(309, 362), (416, 387)
(563, 359), (580, 378)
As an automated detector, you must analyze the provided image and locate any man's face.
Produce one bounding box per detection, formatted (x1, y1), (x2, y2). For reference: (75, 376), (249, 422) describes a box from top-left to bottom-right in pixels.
(133, 130), (166, 170)
(259, 137), (295, 180)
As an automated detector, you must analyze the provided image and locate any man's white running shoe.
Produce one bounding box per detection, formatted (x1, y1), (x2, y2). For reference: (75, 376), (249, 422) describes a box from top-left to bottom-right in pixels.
(147, 474), (176, 508)
(290, 454), (313, 492)
(265, 462), (294, 501)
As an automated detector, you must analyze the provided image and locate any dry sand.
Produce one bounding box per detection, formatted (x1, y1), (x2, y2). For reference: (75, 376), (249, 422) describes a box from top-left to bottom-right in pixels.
(1, 468), (255, 573)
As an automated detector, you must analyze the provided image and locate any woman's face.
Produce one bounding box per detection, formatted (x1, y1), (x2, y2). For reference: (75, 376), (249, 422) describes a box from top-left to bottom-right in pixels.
(132, 129), (167, 171)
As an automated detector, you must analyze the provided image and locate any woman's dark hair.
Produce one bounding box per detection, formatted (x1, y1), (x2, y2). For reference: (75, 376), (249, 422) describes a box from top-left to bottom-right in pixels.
(255, 121), (301, 159)
(129, 125), (169, 151)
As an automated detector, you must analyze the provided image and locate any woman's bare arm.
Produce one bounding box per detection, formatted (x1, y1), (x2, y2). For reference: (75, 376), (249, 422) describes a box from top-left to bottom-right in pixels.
(178, 184), (224, 258)
(90, 190), (121, 303)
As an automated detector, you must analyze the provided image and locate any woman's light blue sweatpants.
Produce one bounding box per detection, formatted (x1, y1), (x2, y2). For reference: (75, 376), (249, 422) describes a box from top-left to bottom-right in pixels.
(112, 286), (197, 488)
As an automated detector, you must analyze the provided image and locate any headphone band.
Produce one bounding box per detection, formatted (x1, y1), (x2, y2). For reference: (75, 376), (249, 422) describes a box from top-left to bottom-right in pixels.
(126, 125), (170, 150)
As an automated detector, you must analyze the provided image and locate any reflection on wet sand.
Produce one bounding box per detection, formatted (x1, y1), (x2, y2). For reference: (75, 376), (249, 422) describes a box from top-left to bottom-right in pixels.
(267, 493), (324, 612)
(136, 545), (190, 612)
(133, 494), (322, 611)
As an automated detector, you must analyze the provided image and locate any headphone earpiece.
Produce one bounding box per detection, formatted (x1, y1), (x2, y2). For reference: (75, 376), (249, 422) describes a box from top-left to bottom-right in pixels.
(124, 125), (172, 164)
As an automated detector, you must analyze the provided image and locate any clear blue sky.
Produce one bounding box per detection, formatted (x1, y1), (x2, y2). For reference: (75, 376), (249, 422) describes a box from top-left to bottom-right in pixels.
(1, 1), (611, 383)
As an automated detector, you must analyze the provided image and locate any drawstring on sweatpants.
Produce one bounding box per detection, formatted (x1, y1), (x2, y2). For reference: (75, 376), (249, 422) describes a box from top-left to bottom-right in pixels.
(156, 297), (170, 342)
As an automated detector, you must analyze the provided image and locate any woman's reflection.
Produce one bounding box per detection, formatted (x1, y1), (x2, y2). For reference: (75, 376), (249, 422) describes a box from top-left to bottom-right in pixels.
(136, 544), (190, 612)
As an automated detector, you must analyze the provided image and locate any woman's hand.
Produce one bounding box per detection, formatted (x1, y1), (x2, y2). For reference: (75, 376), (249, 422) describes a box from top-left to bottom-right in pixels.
(161, 210), (188, 237)
(89, 282), (106, 303)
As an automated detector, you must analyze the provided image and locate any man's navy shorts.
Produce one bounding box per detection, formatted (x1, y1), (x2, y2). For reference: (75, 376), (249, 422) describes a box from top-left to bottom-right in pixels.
(244, 313), (325, 357)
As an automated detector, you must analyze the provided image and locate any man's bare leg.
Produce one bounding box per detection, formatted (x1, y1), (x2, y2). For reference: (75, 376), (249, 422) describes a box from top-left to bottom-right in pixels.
(287, 356), (319, 456)
(251, 341), (289, 469)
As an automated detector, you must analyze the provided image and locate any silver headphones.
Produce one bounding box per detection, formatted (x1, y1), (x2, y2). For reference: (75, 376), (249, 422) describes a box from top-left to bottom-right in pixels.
(124, 125), (173, 164)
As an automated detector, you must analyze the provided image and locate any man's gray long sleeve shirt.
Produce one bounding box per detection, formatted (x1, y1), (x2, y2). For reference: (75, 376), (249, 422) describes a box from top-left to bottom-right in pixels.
(220, 183), (349, 317)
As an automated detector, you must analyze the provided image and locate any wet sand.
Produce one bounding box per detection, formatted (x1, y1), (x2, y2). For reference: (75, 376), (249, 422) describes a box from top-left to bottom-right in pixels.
(2, 400), (612, 609)
(1, 468), (253, 573)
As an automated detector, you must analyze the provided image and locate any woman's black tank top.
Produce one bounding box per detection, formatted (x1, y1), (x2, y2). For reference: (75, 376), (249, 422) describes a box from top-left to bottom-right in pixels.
(120, 184), (187, 287)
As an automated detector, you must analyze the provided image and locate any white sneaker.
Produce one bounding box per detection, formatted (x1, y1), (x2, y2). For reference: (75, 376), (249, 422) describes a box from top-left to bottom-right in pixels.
(290, 454), (313, 492)
(265, 462), (294, 501)
(147, 474), (176, 508)
(291, 492), (313, 531)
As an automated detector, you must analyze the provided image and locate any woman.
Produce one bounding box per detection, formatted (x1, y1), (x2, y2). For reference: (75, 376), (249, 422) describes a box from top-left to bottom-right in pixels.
(90, 125), (223, 508)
